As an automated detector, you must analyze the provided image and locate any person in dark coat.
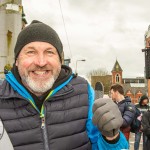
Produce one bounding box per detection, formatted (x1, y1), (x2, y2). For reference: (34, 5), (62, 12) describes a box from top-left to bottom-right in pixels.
(110, 84), (136, 142)
(141, 110), (150, 150)
(134, 95), (149, 150)
(0, 20), (128, 150)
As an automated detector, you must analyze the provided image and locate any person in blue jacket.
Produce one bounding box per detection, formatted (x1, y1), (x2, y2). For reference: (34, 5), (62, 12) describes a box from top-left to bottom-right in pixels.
(0, 20), (128, 150)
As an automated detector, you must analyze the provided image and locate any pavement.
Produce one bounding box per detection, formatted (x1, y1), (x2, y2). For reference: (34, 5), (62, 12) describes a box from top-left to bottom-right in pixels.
(129, 133), (143, 150)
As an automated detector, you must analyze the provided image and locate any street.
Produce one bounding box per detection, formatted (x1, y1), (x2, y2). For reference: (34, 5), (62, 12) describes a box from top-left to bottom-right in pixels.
(129, 133), (143, 150)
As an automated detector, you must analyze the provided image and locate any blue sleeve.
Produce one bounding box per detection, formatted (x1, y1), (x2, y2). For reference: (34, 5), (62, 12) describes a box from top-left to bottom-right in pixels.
(97, 132), (129, 150)
(86, 84), (100, 149)
(86, 84), (129, 150)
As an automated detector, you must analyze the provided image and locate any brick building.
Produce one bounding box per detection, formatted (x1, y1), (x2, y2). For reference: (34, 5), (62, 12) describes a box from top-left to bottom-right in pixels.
(91, 60), (147, 104)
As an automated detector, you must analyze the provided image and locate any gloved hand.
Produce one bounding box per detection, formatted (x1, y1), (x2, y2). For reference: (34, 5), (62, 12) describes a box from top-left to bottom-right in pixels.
(92, 98), (123, 137)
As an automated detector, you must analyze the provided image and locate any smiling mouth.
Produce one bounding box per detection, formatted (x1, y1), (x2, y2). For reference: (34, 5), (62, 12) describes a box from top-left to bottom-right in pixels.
(31, 70), (50, 76)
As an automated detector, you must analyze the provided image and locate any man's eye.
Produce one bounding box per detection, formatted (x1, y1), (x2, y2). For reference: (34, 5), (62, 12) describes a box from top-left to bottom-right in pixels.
(27, 51), (35, 54)
(47, 51), (54, 54)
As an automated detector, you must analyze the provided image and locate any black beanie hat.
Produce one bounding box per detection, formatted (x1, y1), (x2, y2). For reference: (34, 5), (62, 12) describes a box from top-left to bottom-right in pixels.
(139, 95), (149, 105)
(14, 20), (63, 62)
(140, 95), (148, 101)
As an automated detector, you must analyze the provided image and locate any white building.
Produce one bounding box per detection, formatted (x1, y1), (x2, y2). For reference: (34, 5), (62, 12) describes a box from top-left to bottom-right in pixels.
(0, 0), (23, 78)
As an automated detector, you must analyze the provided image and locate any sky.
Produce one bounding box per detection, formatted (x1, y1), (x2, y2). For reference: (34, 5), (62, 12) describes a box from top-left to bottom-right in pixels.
(22, 0), (150, 78)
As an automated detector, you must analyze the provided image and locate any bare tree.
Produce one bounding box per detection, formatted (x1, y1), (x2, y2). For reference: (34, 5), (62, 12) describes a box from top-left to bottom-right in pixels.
(86, 68), (111, 95)
(86, 68), (110, 80)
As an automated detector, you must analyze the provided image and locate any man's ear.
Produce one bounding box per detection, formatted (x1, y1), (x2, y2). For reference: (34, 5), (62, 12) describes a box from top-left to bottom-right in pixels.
(116, 91), (119, 95)
(15, 59), (18, 66)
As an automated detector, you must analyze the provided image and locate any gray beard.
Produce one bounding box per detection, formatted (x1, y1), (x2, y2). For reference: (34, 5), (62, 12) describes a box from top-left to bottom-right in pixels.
(18, 65), (61, 95)
(24, 76), (56, 94)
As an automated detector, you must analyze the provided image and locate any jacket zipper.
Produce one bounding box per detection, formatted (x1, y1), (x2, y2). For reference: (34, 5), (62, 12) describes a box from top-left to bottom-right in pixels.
(40, 88), (74, 150)
(41, 107), (49, 150)
(40, 89), (73, 150)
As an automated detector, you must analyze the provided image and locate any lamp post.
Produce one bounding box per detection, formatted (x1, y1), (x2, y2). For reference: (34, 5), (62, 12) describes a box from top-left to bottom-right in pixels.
(142, 48), (150, 98)
(143, 25), (150, 98)
(64, 58), (71, 66)
(75, 59), (86, 75)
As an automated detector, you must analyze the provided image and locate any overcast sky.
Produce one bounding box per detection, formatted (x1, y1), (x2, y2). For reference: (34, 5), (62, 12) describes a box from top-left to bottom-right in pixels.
(22, 0), (150, 77)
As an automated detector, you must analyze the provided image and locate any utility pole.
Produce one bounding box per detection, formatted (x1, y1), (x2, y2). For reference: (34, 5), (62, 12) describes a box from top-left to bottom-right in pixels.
(142, 25), (150, 97)
(75, 59), (86, 75)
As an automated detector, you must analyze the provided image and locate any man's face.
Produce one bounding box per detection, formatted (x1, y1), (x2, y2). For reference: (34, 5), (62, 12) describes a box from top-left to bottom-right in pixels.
(15, 41), (61, 96)
(110, 89), (117, 101)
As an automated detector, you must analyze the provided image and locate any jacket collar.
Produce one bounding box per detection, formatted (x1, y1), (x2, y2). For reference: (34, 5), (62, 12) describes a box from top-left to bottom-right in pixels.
(0, 65), (74, 99)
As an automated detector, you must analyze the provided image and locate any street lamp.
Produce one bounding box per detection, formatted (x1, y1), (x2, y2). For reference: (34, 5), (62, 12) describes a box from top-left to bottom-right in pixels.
(142, 48), (150, 79)
(75, 59), (86, 75)
(64, 58), (71, 66)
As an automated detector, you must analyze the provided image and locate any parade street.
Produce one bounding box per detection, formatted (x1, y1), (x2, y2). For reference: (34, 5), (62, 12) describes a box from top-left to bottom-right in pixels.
(129, 133), (142, 150)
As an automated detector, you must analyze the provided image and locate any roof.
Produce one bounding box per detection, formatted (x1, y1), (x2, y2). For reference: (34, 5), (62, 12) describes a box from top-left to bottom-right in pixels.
(130, 83), (145, 87)
(123, 83), (147, 94)
(111, 60), (123, 72)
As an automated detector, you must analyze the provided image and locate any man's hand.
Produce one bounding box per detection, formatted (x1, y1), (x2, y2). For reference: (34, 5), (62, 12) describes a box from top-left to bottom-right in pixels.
(92, 98), (123, 138)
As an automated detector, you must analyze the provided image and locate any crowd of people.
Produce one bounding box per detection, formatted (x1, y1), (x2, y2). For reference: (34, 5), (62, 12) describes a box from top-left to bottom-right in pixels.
(0, 20), (150, 150)
(109, 84), (150, 150)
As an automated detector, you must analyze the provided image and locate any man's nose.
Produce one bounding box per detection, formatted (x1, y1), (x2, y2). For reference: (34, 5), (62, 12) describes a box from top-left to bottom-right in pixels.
(34, 54), (47, 66)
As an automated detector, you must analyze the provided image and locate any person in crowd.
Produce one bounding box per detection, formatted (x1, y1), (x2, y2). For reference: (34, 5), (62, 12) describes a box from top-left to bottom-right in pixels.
(134, 95), (149, 150)
(141, 109), (150, 150)
(0, 20), (128, 150)
(110, 84), (136, 142)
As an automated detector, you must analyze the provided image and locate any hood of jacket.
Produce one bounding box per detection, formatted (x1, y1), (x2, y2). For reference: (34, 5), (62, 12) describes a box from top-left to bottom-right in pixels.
(0, 64), (75, 116)
(139, 95), (149, 106)
(0, 64), (73, 99)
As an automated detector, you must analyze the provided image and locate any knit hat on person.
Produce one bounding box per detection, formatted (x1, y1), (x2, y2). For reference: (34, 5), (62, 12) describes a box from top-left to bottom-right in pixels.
(139, 95), (149, 105)
(140, 95), (148, 101)
(14, 20), (63, 62)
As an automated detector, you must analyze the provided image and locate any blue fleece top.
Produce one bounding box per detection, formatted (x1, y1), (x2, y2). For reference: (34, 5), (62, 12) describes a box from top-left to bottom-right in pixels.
(5, 71), (129, 150)
(87, 84), (129, 149)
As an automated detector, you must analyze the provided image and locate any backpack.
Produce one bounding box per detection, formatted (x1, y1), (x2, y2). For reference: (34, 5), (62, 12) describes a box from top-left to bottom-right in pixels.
(130, 106), (142, 133)
(125, 102), (142, 133)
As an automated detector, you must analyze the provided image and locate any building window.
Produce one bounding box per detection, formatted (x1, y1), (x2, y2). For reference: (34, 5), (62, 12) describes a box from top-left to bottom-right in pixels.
(95, 82), (103, 91)
(116, 74), (120, 83)
(95, 82), (104, 99)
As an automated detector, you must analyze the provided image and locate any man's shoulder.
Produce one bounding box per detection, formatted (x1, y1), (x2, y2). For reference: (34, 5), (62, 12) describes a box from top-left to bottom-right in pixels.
(124, 102), (136, 113)
(71, 75), (89, 85)
(0, 80), (12, 97)
(0, 80), (5, 95)
(0, 79), (4, 85)
(0, 79), (4, 89)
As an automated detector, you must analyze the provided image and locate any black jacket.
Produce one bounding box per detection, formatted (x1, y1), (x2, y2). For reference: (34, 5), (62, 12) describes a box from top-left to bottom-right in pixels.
(0, 66), (91, 150)
(142, 111), (150, 150)
(117, 97), (136, 128)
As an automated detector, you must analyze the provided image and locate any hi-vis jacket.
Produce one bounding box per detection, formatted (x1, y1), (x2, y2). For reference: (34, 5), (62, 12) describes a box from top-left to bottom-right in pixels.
(0, 66), (128, 150)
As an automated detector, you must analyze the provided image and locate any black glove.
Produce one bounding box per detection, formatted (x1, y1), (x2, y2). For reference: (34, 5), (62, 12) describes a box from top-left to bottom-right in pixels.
(92, 98), (123, 137)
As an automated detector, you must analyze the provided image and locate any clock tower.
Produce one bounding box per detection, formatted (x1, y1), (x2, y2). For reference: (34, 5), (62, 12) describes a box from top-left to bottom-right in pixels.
(111, 60), (123, 84)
